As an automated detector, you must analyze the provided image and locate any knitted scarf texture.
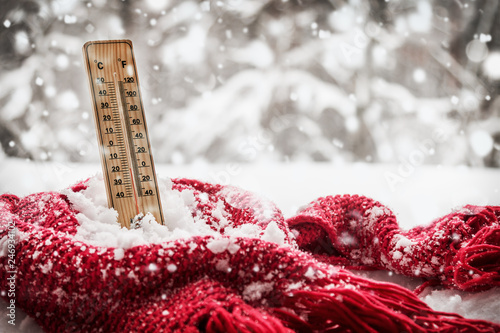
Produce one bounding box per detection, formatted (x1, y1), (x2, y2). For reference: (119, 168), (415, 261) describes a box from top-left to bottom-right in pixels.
(0, 177), (499, 332)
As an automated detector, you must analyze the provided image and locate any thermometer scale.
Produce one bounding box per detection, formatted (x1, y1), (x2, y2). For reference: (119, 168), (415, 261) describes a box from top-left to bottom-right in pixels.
(82, 39), (163, 228)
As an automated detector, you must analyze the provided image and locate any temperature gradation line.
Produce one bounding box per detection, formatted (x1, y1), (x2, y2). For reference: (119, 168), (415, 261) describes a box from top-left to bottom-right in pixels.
(83, 39), (164, 228)
(114, 72), (141, 217)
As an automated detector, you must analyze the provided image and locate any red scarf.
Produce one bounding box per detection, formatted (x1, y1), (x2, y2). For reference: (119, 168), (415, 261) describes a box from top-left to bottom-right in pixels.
(1, 178), (499, 332)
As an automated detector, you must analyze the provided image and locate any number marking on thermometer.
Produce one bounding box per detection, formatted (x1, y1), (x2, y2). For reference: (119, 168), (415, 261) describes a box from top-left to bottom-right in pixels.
(83, 39), (163, 228)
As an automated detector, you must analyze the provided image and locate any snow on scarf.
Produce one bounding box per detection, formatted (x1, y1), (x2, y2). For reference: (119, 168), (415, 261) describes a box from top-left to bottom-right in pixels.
(0, 177), (499, 332)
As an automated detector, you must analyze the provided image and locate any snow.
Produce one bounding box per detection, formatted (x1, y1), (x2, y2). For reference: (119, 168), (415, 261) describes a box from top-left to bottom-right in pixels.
(206, 238), (240, 254)
(113, 248), (124, 260)
(483, 51), (500, 80)
(261, 221), (287, 245)
(407, 1), (432, 33)
(229, 40), (274, 68)
(469, 130), (494, 157)
(422, 288), (500, 323)
(366, 205), (391, 228)
(394, 235), (415, 249)
(145, 264), (158, 274)
(215, 259), (230, 273)
(304, 266), (316, 280)
(466, 39), (489, 63)
(412, 68), (427, 83)
(392, 251), (403, 260)
(242, 281), (274, 302)
(13, 31), (30, 55)
(167, 264), (177, 273)
(59, 173), (288, 250)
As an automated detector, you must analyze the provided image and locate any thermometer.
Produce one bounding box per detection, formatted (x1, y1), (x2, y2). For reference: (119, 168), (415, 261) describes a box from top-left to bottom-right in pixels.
(82, 39), (163, 228)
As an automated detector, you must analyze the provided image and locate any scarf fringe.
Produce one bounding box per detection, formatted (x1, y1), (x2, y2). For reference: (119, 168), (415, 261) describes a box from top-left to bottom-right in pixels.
(273, 287), (499, 333)
(451, 226), (500, 291)
(205, 304), (293, 333)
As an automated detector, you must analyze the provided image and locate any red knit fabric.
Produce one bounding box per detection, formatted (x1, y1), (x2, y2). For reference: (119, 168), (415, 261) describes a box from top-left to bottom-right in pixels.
(0, 179), (499, 332)
(288, 195), (500, 292)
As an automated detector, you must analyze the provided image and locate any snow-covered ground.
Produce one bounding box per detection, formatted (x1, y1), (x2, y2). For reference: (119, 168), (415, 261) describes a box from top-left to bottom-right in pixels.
(0, 158), (499, 331)
(2, 158), (499, 226)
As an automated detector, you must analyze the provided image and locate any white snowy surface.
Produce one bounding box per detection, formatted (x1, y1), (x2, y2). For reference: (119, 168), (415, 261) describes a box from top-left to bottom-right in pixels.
(65, 175), (217, 248)
(0, 159), (499, 331)
(60, 173), (285, 249)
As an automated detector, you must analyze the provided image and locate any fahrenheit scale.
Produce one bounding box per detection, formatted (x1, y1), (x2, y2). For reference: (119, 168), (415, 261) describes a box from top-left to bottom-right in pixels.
(82, 40), (164, 228)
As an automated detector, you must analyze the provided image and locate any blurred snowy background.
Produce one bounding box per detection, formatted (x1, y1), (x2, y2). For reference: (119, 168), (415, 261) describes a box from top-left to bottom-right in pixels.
(1, 2), (500, 331)
(1, 0), (500, 167)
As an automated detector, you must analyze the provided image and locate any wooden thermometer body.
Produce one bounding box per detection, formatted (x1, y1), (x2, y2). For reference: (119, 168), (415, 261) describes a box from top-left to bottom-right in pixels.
(83, 40), (164, 228)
